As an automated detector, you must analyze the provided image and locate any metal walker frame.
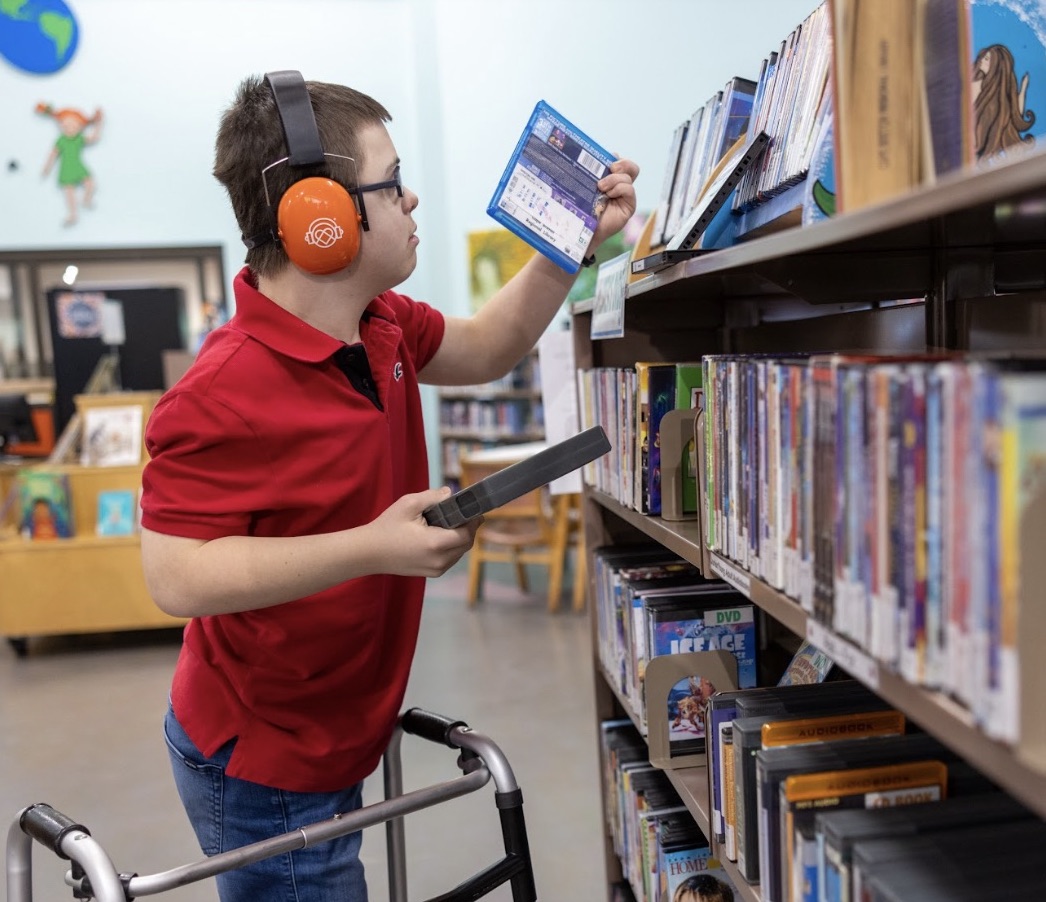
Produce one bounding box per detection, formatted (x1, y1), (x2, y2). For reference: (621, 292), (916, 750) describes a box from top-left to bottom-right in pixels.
(6, 709), (536, 902)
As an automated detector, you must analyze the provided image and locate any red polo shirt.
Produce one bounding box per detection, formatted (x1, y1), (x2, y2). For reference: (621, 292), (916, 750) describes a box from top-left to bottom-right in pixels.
(141, 267), (445, 792)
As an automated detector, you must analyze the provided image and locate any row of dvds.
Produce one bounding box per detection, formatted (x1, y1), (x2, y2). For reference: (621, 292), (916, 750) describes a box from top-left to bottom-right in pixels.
(576, 362), (703, 517)
(601, 718), (737, 902)
(702, 352), (1046, 746)
(699, 679), (1045, 902)
(651, 75), (757, 251)
(592, 545), (757, 755)
(731, 1), (831, 214)
(647, 1), (831, 253)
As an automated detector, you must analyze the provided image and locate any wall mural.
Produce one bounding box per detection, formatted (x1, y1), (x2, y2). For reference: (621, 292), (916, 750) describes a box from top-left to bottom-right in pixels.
(36, 101), (103, 227)
(0, 0), (80, 75)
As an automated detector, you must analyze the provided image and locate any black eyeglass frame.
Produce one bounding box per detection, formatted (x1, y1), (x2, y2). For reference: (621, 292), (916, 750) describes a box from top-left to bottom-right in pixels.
(260, 154), (402, 233)
(349, 164), (404, 232)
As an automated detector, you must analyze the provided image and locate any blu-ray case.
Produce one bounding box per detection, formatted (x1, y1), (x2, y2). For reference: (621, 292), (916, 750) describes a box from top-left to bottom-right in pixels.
(487, 100), (616, 274)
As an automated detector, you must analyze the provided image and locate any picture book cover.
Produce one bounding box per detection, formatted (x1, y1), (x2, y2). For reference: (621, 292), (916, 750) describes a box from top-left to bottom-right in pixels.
(969, 0), (1046, 165)
(487, 100), (616, 274)
(81, 404), (142, 467)
(96, 488), (136, 536)
(17, 470), (73, 539)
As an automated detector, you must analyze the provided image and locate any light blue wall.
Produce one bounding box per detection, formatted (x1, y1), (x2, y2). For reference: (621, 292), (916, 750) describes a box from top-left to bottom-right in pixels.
(1, 0), (817, 477)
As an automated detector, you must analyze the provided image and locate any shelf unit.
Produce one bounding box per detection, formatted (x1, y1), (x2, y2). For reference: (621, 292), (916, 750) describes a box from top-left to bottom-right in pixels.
(0, 391), (186, 654)
(437, 350), (545, 488)
(573, 149), (1046, 900)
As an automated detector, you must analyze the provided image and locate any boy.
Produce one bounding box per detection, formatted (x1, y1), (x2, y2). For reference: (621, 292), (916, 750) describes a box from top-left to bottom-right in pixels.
(139, 70), (638, 902)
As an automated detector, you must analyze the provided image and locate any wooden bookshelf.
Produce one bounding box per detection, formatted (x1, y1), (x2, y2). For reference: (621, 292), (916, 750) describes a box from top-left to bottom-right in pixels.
(577, 146), (1046, 900)
(0, 392), (186, 654)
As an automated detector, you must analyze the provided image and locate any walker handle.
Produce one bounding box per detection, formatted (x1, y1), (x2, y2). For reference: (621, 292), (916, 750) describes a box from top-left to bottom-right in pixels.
(400, 708), (470, 749)
(19, 803), (89, 860)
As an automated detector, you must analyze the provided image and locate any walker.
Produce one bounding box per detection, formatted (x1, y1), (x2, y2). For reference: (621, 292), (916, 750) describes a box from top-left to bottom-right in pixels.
(6, 709), (537, 902)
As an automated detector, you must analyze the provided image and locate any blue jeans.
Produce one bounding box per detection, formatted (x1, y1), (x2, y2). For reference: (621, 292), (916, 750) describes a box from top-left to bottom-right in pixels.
(163, 704), (368, 902)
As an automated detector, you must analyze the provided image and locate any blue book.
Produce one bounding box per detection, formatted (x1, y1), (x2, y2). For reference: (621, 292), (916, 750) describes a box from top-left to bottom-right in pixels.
(96, 488), (136, 537)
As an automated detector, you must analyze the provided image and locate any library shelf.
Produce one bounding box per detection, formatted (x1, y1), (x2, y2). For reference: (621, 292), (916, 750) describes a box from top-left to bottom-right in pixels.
(589, 490), (1046, 822)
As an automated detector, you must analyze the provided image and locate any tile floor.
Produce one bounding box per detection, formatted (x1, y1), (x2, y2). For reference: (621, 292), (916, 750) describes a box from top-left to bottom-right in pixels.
(0, 563), (608, 902)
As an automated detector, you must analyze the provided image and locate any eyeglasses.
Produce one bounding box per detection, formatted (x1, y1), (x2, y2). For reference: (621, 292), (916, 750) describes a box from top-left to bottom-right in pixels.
(350, 164), (403, 231)
(260, 155), (403, 233)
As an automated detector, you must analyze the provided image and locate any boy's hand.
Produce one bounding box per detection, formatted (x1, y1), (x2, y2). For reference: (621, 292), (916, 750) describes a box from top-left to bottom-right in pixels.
(368, 487), (481, 578)
(590, 158), (640, 251)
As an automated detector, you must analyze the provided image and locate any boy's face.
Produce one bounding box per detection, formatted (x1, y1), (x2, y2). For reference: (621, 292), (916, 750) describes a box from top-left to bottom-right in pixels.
(353, 123), (419, 290)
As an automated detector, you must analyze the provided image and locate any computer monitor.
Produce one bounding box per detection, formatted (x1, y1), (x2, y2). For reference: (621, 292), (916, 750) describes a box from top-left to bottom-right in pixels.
(0, 393), (38, 453)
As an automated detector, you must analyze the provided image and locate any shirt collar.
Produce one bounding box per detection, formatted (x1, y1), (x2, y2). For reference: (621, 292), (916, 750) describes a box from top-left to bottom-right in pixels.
(229, 267), (395, 362)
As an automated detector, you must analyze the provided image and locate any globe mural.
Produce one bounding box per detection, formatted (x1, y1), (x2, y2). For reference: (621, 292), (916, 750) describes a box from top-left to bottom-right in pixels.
(0, 0), (79, 75)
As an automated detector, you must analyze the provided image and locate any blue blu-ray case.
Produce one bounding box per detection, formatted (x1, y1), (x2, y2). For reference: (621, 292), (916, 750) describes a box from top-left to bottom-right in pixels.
(487, 100), (616, 274)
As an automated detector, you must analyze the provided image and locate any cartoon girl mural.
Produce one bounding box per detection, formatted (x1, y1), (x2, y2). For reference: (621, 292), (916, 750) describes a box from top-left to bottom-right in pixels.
(972, 43), (1036, 160)
(36, 102), (104, 226)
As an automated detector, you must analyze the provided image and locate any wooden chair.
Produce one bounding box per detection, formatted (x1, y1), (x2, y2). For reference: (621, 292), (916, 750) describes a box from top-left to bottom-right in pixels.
(460, 454), (573, 611)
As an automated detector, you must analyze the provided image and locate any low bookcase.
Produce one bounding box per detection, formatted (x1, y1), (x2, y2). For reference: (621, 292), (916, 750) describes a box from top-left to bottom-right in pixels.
(0, 391), (186, 655)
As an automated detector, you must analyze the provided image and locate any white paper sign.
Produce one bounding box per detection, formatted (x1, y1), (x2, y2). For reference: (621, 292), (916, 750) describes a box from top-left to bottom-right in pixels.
(537, 327), (580, 494)
(590, 251), (630, 340)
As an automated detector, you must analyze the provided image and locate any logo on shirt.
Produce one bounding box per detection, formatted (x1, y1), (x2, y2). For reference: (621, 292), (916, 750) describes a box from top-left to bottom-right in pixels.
(393, 362), (403, 381)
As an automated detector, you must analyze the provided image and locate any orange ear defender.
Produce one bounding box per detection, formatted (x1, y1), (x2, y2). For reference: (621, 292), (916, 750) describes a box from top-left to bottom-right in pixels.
(255, 70), (363, 275)
(276, 177), (362, 275)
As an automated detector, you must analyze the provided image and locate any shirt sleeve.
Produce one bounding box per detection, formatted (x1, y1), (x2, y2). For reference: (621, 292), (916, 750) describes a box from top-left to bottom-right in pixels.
(141, 390), (274, 540)
(378, 291), (445, 371)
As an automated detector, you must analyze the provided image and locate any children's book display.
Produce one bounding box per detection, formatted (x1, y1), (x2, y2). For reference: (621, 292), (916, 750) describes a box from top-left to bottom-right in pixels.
(487, 100), (616, 274)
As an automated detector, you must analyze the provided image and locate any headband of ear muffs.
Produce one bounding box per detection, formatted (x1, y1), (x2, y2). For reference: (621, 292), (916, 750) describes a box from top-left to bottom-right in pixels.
(244, 70), (362, 275)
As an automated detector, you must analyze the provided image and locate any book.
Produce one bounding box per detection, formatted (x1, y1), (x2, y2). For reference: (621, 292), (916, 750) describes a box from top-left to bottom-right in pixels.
(96, 488), (137, 537)
(647, 596), (757, 755)
(755, 733), (965, 900)
(851, 818), (1046, 902)
(647, 363), (678, 516)
(80, 404), (143, 467)
(17, 470), (73, 539)
(816, 792), (1035, 902)
(652, 120), (690, 249)
(632, 132), (770, 275)
(830, 0), (922, 211)
(487, 100), (616, 274)
(781, 760), (949, 902)
(740, 705), (904, 897)
(634, 363), (675, 514)
(729, 681), (885, 881)
(675, 363), (705, 515)
(969, 0), (1046, 165)
(922, 0), (975, 179)
(657, 822), (737, 902)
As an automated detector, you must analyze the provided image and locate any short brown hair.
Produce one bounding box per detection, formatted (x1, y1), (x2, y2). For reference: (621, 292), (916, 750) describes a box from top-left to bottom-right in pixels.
(213, 75), (391, 278)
